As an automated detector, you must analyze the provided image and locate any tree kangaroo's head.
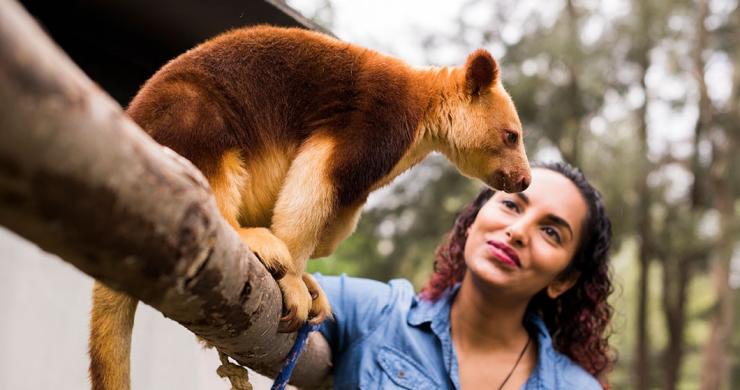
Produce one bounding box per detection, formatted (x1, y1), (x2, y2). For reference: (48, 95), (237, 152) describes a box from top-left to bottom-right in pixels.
(437, 49), (531, 193)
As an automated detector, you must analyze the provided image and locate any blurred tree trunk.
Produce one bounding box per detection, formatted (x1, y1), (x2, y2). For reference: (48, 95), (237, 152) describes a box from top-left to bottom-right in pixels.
(633, 1), (654, 389)
(659, 210), (693, 390)
(560, 0), (585, 166)
(700, 128), (737, 390)
(689, 0), (712, 208)
(662, 255), (690, 390)
(659, 2), (713, 389)
(633, 80), (651, 390)
(700, 3), (740, 388)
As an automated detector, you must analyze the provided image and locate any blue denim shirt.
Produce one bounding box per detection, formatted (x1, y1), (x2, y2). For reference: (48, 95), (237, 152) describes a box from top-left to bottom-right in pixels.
(316, 274), (602, 390)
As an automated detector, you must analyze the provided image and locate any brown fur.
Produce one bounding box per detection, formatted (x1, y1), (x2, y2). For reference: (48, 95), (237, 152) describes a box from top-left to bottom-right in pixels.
(89, 283), (137, 390)
(89, 25), (530, 389)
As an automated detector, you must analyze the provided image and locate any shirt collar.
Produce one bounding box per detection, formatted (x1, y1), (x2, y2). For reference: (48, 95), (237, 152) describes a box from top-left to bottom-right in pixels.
(407, 284), (553, 338)
(408, 284), (562, 389)
(408, 284), (461, 388)
(524, 312), (559, 388)
(407, 283), (460, 328)
(526, 312), (552, 343)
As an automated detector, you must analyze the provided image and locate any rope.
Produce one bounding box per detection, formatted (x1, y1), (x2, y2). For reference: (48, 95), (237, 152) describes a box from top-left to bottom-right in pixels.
(217, 351), (253, 390)
(215, 322), (320, 390)
(271, 322), (321, 390)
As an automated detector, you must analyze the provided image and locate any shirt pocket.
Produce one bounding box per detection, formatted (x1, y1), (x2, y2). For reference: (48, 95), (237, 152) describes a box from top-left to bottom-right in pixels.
(374, 346), (440, 390)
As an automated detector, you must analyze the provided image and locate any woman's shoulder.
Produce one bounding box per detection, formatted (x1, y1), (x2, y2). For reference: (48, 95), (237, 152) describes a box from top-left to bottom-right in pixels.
(313, 273), (416, 311)
(527, 315), (603, 389)
(313, 273), (417, 348)
(555, 356), (602, 389)
(532, 344), (601, 389)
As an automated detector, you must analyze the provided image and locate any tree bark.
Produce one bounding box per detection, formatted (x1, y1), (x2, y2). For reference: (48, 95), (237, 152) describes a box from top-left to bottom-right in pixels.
(690, 0), (712, 209)
(699, 2), (739, 389)
(561, 0), (585, 166)
(0, 1), (331, 388)
(661, 249), (692, 390)
(633, 1), (654, 388)
(699, 171), (736, 390)
(660, 2), (712, 388)
(699, 4), (739, 388)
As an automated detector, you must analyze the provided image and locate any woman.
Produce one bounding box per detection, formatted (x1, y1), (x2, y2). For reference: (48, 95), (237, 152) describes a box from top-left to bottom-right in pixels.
(315, 161), (614, 389)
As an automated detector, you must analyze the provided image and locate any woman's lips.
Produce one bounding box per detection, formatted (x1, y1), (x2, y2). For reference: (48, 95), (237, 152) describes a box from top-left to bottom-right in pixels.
(486, 240), (521, 268)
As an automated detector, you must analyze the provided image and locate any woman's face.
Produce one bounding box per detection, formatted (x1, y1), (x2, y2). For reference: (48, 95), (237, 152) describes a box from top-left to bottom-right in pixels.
(463, 168), (588, 300)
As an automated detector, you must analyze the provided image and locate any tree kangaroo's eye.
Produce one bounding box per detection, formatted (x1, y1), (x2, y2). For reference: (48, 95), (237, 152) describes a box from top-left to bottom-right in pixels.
(504, 130), (518, 146)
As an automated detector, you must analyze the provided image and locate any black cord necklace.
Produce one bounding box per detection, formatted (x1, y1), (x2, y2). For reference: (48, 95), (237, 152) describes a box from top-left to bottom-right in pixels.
(497, 334), (531, 390)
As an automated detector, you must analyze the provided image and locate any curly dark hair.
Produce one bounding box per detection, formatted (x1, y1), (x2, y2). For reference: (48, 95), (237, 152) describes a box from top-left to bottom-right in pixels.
(420, 161), (615, 385)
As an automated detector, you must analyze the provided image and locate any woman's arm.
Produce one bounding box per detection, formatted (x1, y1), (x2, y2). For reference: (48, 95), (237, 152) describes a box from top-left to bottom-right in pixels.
(313, 274), (395, 353)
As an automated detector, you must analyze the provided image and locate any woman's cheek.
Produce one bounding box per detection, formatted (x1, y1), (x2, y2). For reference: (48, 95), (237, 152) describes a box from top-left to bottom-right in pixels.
(530, 244), (569, 277)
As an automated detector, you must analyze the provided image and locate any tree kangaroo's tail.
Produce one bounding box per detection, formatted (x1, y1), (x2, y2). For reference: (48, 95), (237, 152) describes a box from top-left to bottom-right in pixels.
(89, 282), (138, 390)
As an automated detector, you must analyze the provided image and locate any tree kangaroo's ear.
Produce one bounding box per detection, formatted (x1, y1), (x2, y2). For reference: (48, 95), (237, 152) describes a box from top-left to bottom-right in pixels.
(464, 49), (499, 96)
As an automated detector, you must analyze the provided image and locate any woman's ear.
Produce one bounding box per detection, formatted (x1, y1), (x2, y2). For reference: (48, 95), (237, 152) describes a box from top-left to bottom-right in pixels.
(546, 271), (581, 299)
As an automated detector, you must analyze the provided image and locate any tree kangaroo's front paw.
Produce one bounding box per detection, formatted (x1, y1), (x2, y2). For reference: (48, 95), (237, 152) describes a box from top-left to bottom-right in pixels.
(302, 273), (332, 324)
(238, 227), (291, 279)
(277, 273), (312, 333)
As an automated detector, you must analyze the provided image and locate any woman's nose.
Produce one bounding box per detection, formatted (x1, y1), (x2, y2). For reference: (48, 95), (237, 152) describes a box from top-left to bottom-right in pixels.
(505, 223), (529, 247)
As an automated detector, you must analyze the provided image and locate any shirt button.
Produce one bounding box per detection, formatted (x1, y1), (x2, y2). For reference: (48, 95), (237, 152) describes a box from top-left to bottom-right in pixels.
(398, 370), (405, 378)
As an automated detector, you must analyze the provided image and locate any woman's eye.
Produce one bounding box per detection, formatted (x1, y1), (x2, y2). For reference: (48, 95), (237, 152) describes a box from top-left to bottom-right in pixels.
(501, 199), (520, 212)
(542, 226), (562, 243)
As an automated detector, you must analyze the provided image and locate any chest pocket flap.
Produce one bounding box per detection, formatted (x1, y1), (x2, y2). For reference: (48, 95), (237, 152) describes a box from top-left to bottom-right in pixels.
(376, 346), (440, 390)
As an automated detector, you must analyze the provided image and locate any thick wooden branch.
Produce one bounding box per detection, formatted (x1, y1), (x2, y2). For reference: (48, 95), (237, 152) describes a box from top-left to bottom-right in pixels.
(0, 1), (331, 387)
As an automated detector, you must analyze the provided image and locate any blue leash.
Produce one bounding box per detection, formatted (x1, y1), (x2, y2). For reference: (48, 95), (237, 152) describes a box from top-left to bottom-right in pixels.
(271, 322), (321, 390)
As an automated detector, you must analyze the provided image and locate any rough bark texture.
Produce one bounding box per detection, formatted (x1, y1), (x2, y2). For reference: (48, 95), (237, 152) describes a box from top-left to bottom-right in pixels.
(699, 2), (738, 389)
(0, 1), (331, 388)
(633, 0), (653, 385)
(561, 0), (585, 166)
(659, 2), (713, 389)
(661, 249), (691, 390)
(699, 183), (735, 390)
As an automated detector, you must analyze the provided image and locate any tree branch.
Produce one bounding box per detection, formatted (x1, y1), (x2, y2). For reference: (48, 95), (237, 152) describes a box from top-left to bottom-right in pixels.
(0, 1), (331, 388)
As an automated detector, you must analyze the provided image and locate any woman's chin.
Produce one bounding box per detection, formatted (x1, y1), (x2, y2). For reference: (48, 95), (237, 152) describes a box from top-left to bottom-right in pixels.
(468, 258), (518, 287)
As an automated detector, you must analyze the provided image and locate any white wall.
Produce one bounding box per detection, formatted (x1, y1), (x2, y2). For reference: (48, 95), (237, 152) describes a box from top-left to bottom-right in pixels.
(0, 227), (277, 390)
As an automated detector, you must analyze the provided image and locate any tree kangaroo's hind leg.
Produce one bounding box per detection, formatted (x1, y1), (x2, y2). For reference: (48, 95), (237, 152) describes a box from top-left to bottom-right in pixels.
(303, 203), (364, 323)
(209, 150), (291, 280)
(270, 134), (339, 331)
(89, 283), (138, 390)
(311, 203), (364, 259)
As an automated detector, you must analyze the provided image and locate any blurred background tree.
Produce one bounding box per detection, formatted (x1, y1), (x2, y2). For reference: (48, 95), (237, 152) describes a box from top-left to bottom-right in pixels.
(288, 0), (739, 388)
